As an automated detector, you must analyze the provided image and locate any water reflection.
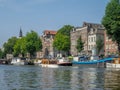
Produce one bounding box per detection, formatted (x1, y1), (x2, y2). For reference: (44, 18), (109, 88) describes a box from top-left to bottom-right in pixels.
(70, 67), (105, 90)
(0, 65), (120, 90)
(104, 68), (120, 90)
(40, 67), (105, 90)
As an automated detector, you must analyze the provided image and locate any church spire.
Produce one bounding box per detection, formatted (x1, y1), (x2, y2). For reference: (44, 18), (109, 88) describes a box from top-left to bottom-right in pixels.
(19, 27), (23, 38)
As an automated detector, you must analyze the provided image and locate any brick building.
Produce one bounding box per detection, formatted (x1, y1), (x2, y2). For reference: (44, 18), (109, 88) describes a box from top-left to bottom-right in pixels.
(41, 30), (57, 58)
(104, 31), (118, 56)
(70, 26), (88, 56)
(70, 22), (104, 56)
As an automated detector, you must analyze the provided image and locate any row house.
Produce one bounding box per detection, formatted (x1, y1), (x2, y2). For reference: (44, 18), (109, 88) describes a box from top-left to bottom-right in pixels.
(70, 22), (105, 56)
(104, 31), (118, 56)
(39, 24), (118, 58)
(87, 23), (104, 55)
(70, 26), (88, 56)
(41, 30), (57, 58)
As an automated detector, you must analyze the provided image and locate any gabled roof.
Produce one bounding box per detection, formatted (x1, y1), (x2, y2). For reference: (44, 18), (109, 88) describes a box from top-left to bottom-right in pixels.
(83, 22), (104, 29)
(44, 30), (57, 35)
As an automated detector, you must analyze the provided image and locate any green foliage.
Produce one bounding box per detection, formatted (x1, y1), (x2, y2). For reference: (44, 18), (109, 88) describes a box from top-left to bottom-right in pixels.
(96, 37), (104, 55)
(57, 25), (74, 36)
(76, 36), (84, 53)
(25, 30), (42, 56)
(2, 30), (42, 58)
(102, 0), (120, 39)
(102, 0), (120, 53)
(13, 37), (27, 57)
(53, 33), (70, 51)
(0, 49), (4, 59)
(3, 37), (18, 55)
(53, 25), (73, 53)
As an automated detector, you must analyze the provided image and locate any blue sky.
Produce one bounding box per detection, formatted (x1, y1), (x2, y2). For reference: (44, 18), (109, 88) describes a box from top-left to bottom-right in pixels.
(0, 0), (109, 47)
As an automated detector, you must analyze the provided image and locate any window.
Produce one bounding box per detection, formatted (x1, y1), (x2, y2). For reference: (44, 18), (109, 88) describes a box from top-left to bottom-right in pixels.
(88, 45), (90, 50)
(88, 38), (90, 42)
(94, 37), (96, 42)
(91, 37), (93, 42)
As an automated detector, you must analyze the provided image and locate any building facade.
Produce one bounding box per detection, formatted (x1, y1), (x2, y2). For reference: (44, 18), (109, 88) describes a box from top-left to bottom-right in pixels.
(87, 23), (104, 55)
(41, 30), (57, 58)
(70, 26), (88, 56)
(70, 22), (105, 56)
(104, 31), (118, 56)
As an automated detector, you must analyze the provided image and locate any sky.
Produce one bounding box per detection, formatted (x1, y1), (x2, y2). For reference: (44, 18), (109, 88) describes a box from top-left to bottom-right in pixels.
(0, 0), (109, 47)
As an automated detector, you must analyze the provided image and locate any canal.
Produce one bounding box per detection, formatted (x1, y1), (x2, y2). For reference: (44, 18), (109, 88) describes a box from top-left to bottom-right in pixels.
(0, 65), (120, 90)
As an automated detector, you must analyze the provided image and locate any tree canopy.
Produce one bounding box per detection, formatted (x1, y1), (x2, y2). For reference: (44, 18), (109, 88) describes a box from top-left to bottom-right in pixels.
(53, 33), (70, 51)
(57, 25), (74, 36)
(76, 36), (84, 53)
(3, 30), (42, 58)
(3, 37), (18, 55)
(96, 37), (104, 55)
(25, 30), (42, 57)
(53, 25), (73, 55)
(0, 49), (4, 59)
(102, 0), (120, 54)
(13, 37), (27, 57)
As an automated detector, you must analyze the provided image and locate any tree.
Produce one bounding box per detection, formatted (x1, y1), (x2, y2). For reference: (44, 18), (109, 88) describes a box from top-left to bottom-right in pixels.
(102, 0), (120, 55)
(57, 25), (74, 36)
(0, 49), (3, 59)
(96, 37), (104, 55)
(3, 37), (18, 55)
(76, 36), (84, 54)
(53, 33), (70, 53)
(13, 37), (27, 57)
(53, 25), (73, 55)
(25, 31), (42, 57)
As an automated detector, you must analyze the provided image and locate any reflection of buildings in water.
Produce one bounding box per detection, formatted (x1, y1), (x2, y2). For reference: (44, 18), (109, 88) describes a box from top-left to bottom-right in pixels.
(82, 70), (97, 90)
(53, 69), (72, 89)
(41, 68), (72, 89)
(40, 68), (56, 89)
(104, 70), (120, 89)
(70, 68), (104, 90)
(70, 69), (82, 89)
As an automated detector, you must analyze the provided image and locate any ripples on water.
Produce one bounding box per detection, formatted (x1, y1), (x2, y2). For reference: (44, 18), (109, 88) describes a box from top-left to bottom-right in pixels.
(0, 65), (120, 90)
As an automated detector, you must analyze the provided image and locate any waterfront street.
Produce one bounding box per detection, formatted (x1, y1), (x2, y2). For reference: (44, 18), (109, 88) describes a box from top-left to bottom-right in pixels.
(0, 65), (120, 90)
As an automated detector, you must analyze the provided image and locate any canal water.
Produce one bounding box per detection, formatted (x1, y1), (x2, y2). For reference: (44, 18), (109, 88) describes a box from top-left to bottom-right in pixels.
(0, 65), (120, 90)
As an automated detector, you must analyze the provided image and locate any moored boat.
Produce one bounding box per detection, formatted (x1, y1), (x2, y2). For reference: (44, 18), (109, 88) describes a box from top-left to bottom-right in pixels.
(57, 57), (72, 66)
(72, 57), (113, 65)
(11, 57), (28, 65)
(40, 58), (72, 68)
(40, 59), (58, 67)
(57, 62), (72, 66)
(106, 58), (120, 68)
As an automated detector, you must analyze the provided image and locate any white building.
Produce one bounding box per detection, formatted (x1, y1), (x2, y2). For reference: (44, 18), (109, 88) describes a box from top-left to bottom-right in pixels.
(88, 27), (104, 55)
